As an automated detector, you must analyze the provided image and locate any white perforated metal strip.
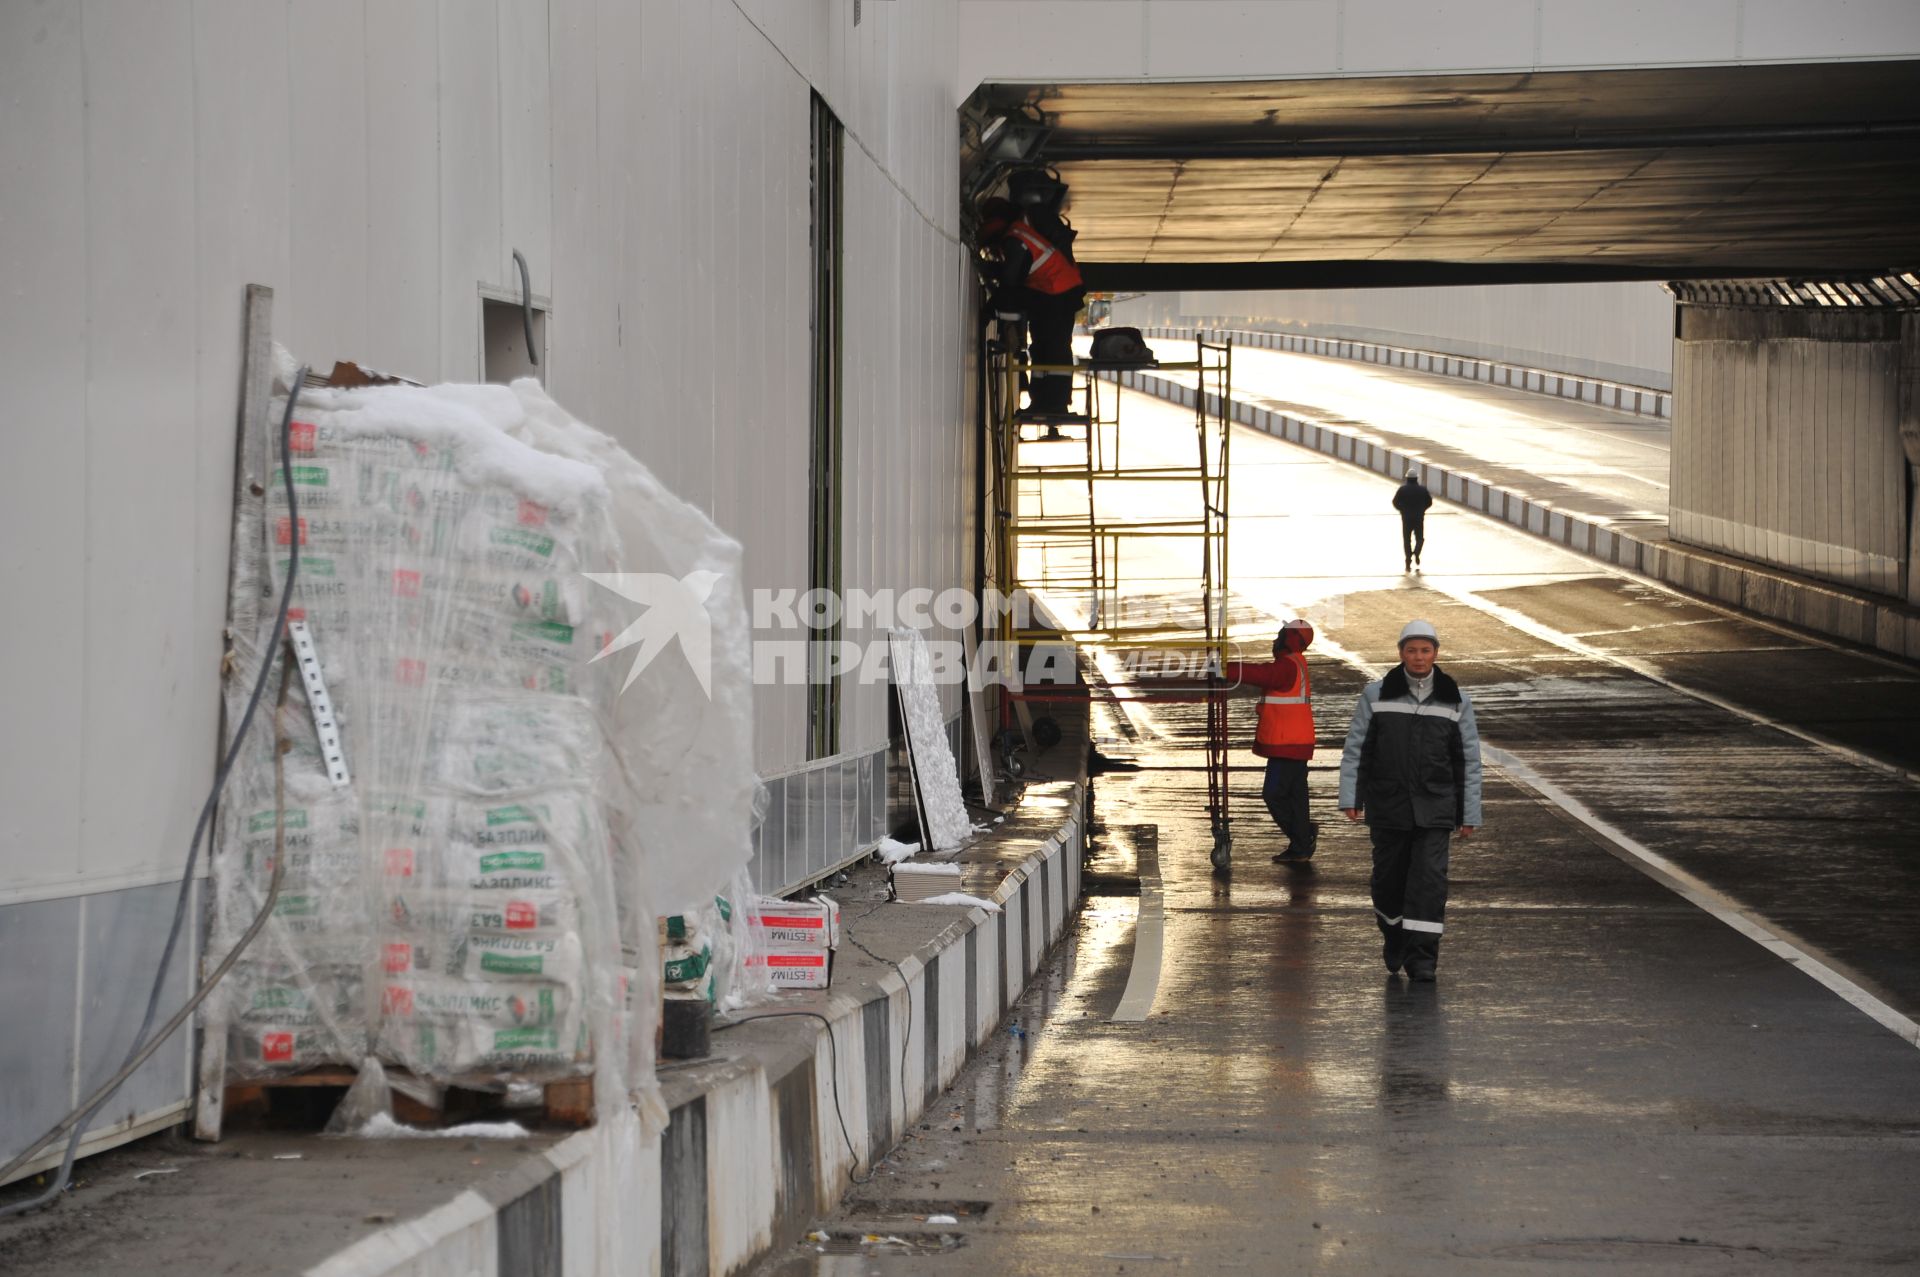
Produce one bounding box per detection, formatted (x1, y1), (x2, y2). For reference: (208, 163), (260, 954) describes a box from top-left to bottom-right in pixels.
(288, 620), (349, 788)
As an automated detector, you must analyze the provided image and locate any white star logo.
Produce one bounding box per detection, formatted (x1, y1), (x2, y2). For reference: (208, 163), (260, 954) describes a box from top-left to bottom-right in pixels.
(582, 571), (723, 697)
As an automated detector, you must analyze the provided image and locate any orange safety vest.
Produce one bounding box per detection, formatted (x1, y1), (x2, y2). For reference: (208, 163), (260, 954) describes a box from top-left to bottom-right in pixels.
(1255, 651), (1314, 755)
(1007, 220), (1083, 296)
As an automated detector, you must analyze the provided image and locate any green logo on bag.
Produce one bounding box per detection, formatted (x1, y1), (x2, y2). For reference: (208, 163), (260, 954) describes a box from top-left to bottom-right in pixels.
(491, 526), (555, 557)
(279, 556), (334, 576)
(274, 894), (320, 918)
(251, 809), (309, 833)
(271, 465), (330, 487)
(493, 1028), (560, 1050)
(511, 620), (575, 645)
(481, 953), (544, 975)
(479, 850), (546, 873)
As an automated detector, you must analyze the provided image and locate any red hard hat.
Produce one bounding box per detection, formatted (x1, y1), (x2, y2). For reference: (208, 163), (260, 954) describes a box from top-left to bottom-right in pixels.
(978, 197), (1016, 237)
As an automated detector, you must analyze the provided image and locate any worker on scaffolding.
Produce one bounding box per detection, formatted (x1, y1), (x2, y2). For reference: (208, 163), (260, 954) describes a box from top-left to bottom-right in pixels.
(1222, 620), (1319, 865)
(978, 196), (1086, 421)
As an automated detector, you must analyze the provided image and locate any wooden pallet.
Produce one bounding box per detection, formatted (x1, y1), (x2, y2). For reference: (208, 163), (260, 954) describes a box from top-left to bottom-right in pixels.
(215, 1066), (594, 1135)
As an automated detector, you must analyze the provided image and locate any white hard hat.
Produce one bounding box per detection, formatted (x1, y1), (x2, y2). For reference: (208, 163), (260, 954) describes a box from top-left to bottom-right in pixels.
(1398, 619), (1439, 647)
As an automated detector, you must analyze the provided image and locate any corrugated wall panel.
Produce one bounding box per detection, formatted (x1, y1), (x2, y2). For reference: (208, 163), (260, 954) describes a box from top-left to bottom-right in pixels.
(1671, 319), (1906, 596)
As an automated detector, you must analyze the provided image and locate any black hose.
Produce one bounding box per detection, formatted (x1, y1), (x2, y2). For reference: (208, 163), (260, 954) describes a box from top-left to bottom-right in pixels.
(513, 250), (539, 367)
(0, 370), (308, 1211)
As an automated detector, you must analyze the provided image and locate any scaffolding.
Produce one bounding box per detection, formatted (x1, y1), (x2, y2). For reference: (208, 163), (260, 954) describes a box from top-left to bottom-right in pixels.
(987, 328), (1238, 856)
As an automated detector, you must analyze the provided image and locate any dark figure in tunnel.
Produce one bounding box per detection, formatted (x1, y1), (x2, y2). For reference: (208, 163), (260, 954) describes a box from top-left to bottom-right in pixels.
(1393, 468), (1433, 571)
(978, 196), (1086, 417)
(1338, 620), (1483, 982)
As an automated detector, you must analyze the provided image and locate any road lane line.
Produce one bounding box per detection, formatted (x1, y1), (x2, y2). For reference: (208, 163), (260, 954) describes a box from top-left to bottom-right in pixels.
(1303, 631), (1920, 1051)
(1428, 579), (1920, 786)
(1483, 744), (1920, 1051)
(1111, 853), (1164, 1023)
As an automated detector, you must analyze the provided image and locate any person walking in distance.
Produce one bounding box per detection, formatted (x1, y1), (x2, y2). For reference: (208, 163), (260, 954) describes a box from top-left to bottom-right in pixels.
(1337, 620), (1483, 981)
(1222, 620), (1319, 866)
(1393, 468), (1434, 572)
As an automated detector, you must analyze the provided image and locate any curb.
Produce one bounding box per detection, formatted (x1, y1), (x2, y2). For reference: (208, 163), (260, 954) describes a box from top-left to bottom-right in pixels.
(300, 787), (1088, 1277)
(1143, 325), (1673, 421)
(1118, 369), (1920, 664)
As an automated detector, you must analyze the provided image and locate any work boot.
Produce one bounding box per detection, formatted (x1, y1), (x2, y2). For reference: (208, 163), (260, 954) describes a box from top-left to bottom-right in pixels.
(1406, 960), (1437, 983)
(1382, 932), (1406, 974)
(1404, 555), (1412, 572)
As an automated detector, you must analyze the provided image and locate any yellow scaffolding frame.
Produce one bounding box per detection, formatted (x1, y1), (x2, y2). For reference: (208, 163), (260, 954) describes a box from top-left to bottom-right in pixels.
(987, 327), (1237, 850)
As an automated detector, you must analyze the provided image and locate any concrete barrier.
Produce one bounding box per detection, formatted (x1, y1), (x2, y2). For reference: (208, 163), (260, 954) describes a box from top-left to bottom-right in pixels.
(1142, 325), (1673, 421)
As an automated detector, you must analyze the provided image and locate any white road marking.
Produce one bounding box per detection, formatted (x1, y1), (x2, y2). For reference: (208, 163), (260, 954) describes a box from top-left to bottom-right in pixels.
(1111, 867), (1164, 1023)
(1427, 579), (1920, 786)
(1483, 744), (1920, 1051)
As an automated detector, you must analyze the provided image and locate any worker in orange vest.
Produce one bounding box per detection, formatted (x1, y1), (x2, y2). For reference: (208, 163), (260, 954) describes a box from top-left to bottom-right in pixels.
(978, 196), (1086, 416)
(1223, 620), (1319, 864)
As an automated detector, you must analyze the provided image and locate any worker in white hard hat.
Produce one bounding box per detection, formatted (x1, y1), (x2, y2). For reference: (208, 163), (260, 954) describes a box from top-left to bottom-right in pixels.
(1336, 619), (1483, 981)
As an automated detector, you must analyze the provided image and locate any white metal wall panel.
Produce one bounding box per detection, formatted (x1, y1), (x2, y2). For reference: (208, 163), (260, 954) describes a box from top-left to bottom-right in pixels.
(285, 2), (371, 364)
(3, 0), (973, 1169)
(1537, 0), (1741, 65)
(1742, 0), (1920, 61)
(0, 0), (88, 904)
(957, 0), (1920, 96)
(81, 4), (203, 887)
(366, 6), (445, 382)
(1170, 283), (1676, 389)
(1672, 328), (1905, 595)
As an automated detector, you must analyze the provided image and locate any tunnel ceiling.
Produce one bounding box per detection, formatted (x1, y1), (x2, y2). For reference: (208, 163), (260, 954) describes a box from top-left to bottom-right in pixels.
(969, 61), (1920, 289)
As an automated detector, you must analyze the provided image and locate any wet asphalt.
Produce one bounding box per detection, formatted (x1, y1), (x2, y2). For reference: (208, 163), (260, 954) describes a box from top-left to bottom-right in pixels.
(759, 387), (1920, 1274)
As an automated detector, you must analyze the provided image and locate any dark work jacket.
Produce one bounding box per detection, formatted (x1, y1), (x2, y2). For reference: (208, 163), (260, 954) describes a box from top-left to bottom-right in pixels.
(1393, 478), (1433, 522)
(1337, 664), (1483, 829)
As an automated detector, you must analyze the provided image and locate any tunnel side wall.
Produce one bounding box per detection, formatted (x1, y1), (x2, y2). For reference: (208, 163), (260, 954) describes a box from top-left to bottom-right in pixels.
(1117, 285), (1676, 390)
(0, 0), (971, 1183)
(1671, 306), (1910, 599)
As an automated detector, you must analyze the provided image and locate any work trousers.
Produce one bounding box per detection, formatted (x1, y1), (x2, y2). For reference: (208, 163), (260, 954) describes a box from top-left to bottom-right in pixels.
(1261, 757), (1312, 848)
(1400, 514), (1426, 563)
(1021, 287), (1085, 413)
(1370, 825), (1452, 967)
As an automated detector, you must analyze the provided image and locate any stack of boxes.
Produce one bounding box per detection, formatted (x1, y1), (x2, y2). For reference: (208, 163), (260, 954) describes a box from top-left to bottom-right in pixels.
(749, 897), (840, 989)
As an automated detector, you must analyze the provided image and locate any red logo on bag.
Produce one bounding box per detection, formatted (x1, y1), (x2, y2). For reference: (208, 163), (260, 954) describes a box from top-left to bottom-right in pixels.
(287, 608), (306, 622)
(274, 517), (308, 546)
(505, 901), (538, 930)
(385, 847), (414, 877)
(289, 421), (317, 453)
(518, 500), (547, 527)
(261, 1032), (295, 1062)
(393, 570), (421, 598)
(383, 986), (414, 1015)
(383, 943), (412, 972)
(395, 659), (427, 686)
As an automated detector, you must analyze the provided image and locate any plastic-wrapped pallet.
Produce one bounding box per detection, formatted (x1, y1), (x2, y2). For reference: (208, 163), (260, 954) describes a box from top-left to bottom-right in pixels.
(210, 367), (760, 1124)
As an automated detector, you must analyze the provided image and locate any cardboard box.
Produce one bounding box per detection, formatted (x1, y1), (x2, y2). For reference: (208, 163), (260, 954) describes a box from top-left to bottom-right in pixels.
(890, 861), (962, 902)
(759, 950), (832, 989)
(751, 895), (839, 989)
